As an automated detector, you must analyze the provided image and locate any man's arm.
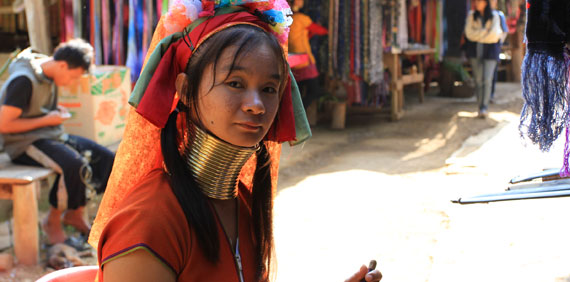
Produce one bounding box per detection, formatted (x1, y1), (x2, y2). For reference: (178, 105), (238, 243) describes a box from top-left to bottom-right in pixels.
(0, 104), (66, 133)
(0, 76), (67, 134)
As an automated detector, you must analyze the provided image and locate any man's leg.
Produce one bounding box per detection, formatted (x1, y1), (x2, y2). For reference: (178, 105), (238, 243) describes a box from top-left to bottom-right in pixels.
(63, 135), (115, 193)
(13, 138), (90, 240)
(61, 135), (115, 234)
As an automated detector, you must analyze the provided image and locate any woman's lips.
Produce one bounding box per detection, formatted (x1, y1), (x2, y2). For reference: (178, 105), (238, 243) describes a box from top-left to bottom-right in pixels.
(236, 122), (262, 131)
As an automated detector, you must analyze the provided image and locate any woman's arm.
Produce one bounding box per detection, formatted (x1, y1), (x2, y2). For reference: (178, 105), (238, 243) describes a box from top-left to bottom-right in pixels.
(102, 249), (176, 282)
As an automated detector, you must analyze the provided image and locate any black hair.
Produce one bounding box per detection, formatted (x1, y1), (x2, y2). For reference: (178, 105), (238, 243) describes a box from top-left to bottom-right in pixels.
(473, 0), (494, 24)
(161, 24), (286, 281)
(53, 39), (93, 71)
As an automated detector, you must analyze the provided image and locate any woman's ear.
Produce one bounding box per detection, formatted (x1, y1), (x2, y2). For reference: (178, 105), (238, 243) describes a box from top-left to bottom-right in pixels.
(175, 73), (190, 98)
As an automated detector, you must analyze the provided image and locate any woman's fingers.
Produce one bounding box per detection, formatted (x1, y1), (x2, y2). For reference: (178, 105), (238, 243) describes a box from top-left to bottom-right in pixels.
(345, 264), (384, 282)
(364, 269), (382, 282)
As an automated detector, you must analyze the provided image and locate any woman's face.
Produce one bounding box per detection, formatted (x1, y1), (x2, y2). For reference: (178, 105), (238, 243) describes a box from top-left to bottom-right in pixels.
(196, 43), (282, 148)
(474, 0), (487, 13)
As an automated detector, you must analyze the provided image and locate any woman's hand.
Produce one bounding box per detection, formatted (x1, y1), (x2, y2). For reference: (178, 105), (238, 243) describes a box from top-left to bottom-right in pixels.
(344, 264), (382, 282)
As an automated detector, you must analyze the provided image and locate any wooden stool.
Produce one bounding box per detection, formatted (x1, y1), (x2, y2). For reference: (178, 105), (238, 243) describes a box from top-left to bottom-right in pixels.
(0, 156), (54, 265)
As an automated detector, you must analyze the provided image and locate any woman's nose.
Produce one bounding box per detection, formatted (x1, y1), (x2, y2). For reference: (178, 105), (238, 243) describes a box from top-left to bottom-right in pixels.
(242, 90), (266, 115)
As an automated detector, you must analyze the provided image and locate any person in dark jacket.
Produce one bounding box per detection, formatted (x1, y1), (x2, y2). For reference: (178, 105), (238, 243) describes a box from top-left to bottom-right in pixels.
(464, 0), (503, 118)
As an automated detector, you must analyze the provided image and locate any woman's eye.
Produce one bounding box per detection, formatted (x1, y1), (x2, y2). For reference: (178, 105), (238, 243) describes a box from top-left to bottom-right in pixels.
(227, 81), (243, 88)
(264, 86), (277, 94)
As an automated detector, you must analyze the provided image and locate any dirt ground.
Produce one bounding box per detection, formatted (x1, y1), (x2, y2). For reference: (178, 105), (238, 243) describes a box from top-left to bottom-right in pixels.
(3, 82), (570, 281)
(274, 83), (570, 282)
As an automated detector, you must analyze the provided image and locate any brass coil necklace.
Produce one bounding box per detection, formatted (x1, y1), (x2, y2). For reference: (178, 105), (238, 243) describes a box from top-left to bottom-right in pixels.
(184, 126), (259, 200)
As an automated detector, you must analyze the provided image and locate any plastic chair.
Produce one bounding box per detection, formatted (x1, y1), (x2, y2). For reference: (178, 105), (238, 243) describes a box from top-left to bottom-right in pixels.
(36, 265), (98, 282)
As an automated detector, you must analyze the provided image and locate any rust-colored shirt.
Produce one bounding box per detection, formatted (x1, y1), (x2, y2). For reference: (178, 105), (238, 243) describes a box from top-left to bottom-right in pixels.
(97, 169), (257, 281)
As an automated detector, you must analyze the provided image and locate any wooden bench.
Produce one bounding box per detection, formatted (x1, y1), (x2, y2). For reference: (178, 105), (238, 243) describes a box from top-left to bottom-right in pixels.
(0, 152), (54, 265)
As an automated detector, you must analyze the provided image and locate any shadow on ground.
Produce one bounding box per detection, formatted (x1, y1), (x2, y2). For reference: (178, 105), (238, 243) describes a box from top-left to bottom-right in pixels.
(278, 83), (523, 190)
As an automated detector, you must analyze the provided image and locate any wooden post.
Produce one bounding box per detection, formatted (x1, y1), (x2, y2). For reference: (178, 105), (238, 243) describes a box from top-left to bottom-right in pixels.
(330, 101), (346, 129)
(23, 0), (51, 54)
(12, 182), (39, 265)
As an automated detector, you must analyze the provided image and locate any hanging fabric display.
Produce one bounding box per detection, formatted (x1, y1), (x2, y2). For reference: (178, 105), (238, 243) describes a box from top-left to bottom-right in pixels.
(64, 0), (74, 41)
(520, 0), (570, 152)
(408, 0), (421, 43)
(91, 0), (103, 65)
(113, 0), (125, 66)
(396, 0), (407, 50)
(366, 0), (382, 85)
(126, 0), (139, 81)
(143, 0), (153, 57)
(56, 0), (168, 83)
(318, 0), (384, 105)
(101, 0), (112, 64)
(518, 0), (570, 175)
(362, 0), (369, 83)
(73, 0), (83, 38)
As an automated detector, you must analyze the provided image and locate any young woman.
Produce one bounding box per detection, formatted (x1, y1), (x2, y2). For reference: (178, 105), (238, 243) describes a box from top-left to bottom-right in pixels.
(88, 1), (382, 281)
(464, 0), (503, 118)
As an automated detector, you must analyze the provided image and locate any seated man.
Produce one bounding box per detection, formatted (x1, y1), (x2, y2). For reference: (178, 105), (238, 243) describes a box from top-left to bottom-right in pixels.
(0, 39), (115, 244)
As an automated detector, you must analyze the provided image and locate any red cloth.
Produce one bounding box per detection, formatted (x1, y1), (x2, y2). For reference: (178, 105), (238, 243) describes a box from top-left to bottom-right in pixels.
(98, 169), (257, 282)
(266, 78), (296, 142)
(291, 62), (319, 81)
(287, 53), (310, 68)
(136, 11), (296, 143)
(308, 22), (328, 39)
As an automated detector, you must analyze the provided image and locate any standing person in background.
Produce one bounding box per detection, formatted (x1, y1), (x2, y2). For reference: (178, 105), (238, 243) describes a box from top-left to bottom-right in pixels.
(288, 0), (328, 110)
(464, 0), (503, 118)
(0, 39), (115, 244)
(489, 0), (509, 103)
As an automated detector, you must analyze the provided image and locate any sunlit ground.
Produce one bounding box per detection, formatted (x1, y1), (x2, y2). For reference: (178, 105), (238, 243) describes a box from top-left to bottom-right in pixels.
(273, 108), (570, 281)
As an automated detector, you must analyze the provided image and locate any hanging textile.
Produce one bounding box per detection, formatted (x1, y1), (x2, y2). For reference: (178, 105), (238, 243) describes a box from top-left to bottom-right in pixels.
(113, 0), (125, 65)
(143, 0), (153, 57)
(443, 0), (467, 57)
(90, 0), (103, 65)
(126, 0), (139, 81)
(73, 0), (83, 38)
(54, 0), (169, 83)
(436, 0), (443, 61)
(362, 0), (369, 82)
(408, 0), (422, 43)
(505, 0), (521, 33)
(322, 0), (384, 105)
(366, 0), (383, 85)
(327, 0), (335, 77)
(519, 0), (570, 176)
(64, 0), (74, 41)
(396, 0), (407, 50)
(162, 0), (169, 16)
(135, 0), (145, 75)
(101, 0), (112, 64)
(82, 0), (91, 42)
